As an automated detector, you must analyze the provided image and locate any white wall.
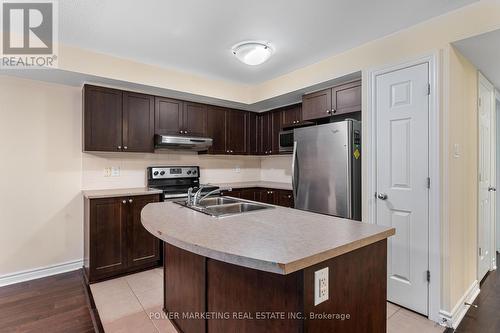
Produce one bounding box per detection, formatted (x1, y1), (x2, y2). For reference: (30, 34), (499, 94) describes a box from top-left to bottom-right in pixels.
(497, 96), (500, 252)
(0, 76), (83, 277)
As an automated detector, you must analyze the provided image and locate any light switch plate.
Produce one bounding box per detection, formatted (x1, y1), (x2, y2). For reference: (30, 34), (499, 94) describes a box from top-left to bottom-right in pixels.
(314, 267), (329, 305)
(104, 167), (111, 177)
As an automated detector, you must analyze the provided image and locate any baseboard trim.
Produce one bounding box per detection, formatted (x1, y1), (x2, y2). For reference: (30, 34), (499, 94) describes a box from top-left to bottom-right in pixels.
(439, 280), (480, 329)
(0, 259), (83, 287)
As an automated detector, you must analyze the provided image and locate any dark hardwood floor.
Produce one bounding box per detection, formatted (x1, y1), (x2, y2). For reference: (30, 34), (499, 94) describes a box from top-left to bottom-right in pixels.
(0, 269), (98, 333)
(451, 252), (500, 333)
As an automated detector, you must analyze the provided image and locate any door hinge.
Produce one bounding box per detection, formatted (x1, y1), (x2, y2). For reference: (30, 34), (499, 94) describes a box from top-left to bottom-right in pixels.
(426, 270), (431, 283)
(479, 247), (482, 257)
(427, 83), (431, 96)
(426, 177), (431, 189)
(479, 97), (482, 107)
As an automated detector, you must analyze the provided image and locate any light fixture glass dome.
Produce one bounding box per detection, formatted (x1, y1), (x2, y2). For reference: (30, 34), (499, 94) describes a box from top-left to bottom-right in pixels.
(232, 41), (273, 66)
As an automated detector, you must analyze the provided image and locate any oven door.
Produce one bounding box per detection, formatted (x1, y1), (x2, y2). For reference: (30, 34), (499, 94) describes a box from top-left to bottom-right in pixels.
(279, 130), (294, 153)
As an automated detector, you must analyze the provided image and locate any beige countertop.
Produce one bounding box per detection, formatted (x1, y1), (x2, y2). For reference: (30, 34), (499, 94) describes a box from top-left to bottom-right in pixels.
(141, 200), (394, 275)
(209, 181), (293, 191)
(83, 187), (162, 199)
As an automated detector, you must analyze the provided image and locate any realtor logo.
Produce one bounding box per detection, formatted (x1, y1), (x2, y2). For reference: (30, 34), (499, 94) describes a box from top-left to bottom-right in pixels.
(1, 0), (58, 68)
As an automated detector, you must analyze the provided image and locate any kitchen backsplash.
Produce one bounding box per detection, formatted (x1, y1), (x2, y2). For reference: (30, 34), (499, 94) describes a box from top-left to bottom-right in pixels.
(82, 151), (263, 190)
(260, 155), (292, 183)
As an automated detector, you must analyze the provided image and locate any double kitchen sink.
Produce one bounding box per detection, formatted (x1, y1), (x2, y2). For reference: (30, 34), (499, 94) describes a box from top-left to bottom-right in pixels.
(175, 196), (273, 218)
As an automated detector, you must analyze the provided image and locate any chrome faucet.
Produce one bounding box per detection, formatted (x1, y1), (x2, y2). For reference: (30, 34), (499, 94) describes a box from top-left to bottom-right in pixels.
(192, 185), (208, 206)
(187, 187), (194, 205)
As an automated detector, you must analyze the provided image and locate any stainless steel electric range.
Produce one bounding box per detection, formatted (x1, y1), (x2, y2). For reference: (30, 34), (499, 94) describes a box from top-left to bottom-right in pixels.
(147, 166), (219, 201)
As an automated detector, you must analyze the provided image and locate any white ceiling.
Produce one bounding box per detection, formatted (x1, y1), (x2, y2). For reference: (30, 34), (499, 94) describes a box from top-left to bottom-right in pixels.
(453, 29), (500, 91)
(60, 0), (477, 85)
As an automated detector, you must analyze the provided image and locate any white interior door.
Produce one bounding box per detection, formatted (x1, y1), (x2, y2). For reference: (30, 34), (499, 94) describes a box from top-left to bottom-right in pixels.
(375, 62), (430, 315)
(478, 73), (495, 281)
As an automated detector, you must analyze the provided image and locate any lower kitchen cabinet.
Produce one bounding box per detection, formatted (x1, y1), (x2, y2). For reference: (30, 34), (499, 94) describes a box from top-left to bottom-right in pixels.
(84, 194), (162, 283)
(222, 187), (293, 208)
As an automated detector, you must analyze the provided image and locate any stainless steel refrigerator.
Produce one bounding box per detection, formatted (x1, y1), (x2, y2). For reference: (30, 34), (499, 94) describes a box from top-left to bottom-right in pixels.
(292, 120), (361, 220)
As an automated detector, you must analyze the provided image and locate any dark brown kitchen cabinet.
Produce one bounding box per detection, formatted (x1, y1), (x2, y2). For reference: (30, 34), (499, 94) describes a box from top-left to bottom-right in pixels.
(207, 106), (227, 154)
(226, 109), (247, 154)
(271, 110), (282, 154)
(84, 85), (123, 152)
(86, 197), (127, 281)
(154, 98), (207, 136)
(302, 88), (332, 121)
(258, 112), (272, 155)
(128, 195), (161, 268)
(154, 97), (184, 136)
(221, 189), (242, 198)
(257, 111), (282, 155)
(258, 188), (278, 205)
(122, 92), (155, 152)
(183, 102), (208, 136)
(84, 85), (155, 153)
(246, 112), (258, 155)
(277, 190), (294, 208)
(282, 104), (302, 127)
(302, 80), (361, 121)
(331, 80), (362, 115)
(84, 194), (161, 283)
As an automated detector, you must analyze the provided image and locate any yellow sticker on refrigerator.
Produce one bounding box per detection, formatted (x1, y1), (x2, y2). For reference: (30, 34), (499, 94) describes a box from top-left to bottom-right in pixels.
(353, 148), (360, 160)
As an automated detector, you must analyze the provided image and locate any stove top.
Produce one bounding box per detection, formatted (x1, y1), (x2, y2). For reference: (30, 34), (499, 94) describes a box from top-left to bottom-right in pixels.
(147, 166), (219, 200)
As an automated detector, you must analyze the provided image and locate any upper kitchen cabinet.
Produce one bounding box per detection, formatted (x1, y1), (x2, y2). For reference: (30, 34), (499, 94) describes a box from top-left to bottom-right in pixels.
(271, 110), (282, 154)
(154, 98), (207, 137)
(301, 80), (361, 120)
(84, 85), (154, 153)
(154, 97), (184, 136)
(302, 88), (332, 121)
(246, 112), (259, 155)
(226, 109), (247, 154)
(207, 106), (227, 154)
(282, 104), (302, 127)
(122, 92), (155, 152)
(183, 102), (208, 137)
(331, 80), (362, 115)
(84, 85), (123, 152)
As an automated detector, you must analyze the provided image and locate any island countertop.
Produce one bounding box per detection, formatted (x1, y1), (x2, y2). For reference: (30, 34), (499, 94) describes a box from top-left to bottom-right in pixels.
(141, 200), (395, 275)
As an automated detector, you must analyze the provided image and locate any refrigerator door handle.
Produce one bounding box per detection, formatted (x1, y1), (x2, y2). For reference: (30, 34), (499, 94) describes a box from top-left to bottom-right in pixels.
(292, 141), (298, 200)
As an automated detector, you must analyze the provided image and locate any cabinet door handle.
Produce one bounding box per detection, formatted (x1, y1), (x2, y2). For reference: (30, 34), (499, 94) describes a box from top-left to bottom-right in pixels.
(326, 110), (330, 114)
(123, 146), (128, 150)
(118, 146), (122, 150)
(185, 131), (188, 134)
(122, 200), (127, 204)
(128, 198), (133, 203)
(332, 109), (337, 114)
(287, 195), (291, 198)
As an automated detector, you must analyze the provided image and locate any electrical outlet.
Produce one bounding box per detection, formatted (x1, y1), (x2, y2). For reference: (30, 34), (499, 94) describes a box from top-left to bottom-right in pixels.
(234, 165), (241, 173)
(111, 167), (120, 177)
(314, 267), (329, 305)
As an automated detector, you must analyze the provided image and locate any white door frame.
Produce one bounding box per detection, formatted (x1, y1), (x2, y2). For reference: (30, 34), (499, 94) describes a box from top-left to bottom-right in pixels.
(478, 72), (497, 275)
(365, 52), (440, 322)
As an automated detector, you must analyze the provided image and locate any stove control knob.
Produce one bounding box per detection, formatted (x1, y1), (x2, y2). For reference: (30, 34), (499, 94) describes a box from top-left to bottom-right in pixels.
(153, 171), (159, 176)
(187, 170), (191, 175)
(193, 170), (197, 175)
(160, 171), (165, 176)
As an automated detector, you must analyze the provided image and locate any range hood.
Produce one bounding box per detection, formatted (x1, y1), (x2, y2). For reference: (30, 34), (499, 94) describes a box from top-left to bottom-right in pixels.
(155, 134), (213, 151)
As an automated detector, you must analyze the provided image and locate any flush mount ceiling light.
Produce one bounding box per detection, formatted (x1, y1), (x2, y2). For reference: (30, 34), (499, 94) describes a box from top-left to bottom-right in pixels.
(231, 41), (273, 66)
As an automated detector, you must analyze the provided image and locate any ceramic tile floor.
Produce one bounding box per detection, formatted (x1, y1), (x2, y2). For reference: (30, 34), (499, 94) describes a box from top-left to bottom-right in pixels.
(91, 268), (445, 333)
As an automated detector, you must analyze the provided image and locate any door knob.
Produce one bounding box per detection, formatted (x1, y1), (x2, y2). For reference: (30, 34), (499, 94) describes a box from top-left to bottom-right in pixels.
(488, 186), (497, 192)
(377, 193), (388, 200)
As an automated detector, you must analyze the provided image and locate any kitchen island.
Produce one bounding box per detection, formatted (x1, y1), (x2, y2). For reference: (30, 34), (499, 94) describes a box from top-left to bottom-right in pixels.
(141, 199), (394, 333)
